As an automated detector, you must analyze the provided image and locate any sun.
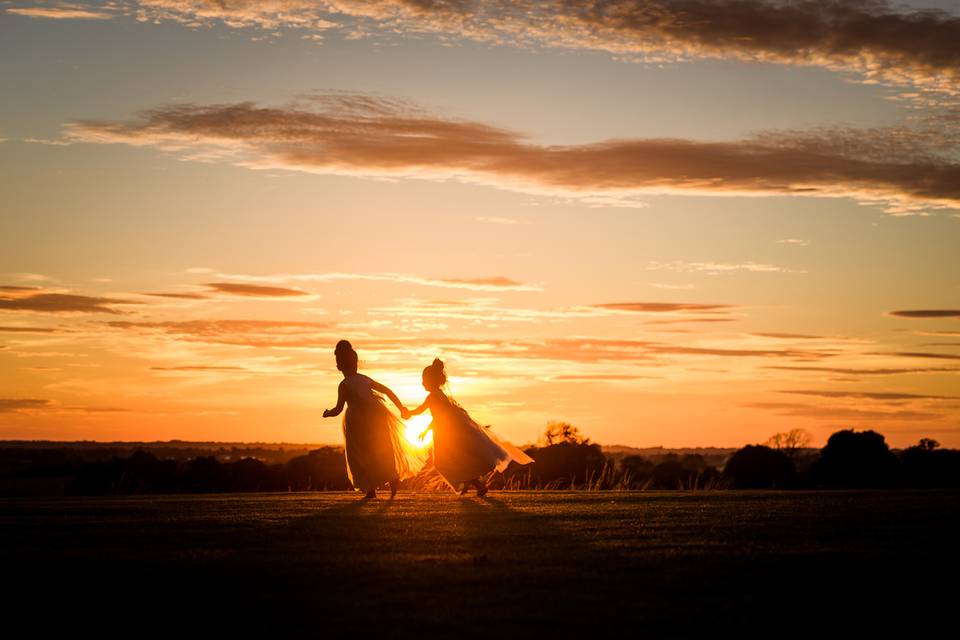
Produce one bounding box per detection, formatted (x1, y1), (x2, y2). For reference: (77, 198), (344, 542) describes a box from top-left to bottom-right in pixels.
(403, 413), (433, 448)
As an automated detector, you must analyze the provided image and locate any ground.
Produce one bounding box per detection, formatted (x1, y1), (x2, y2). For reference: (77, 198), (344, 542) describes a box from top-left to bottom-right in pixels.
(3, 491), (958, 636)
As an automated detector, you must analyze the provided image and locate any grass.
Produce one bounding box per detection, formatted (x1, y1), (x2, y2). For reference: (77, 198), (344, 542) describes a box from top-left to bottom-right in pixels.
(3, 490), (958, 636)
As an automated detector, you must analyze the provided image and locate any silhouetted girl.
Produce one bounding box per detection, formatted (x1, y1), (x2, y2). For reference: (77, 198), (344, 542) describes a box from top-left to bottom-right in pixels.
(323, 340), (424, 499)
(406, 358), (533, 495)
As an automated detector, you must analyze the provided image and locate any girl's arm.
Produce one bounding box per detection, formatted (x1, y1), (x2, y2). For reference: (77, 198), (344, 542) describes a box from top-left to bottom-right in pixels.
(408, 395), (432, 417)
(322, 381), (346, 418)
(368, 378), (408, 416)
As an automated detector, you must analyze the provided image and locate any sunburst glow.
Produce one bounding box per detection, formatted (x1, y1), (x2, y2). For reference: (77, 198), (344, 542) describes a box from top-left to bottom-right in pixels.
(403, 414), (434, 448)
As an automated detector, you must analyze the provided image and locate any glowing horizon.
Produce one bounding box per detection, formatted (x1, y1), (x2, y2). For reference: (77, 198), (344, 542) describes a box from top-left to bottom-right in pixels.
(1, 1), (959, 449)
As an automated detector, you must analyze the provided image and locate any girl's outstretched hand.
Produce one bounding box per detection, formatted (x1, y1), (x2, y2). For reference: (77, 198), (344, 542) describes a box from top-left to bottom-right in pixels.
(418, 429), (430, 442)
(322, 409), (333, 418)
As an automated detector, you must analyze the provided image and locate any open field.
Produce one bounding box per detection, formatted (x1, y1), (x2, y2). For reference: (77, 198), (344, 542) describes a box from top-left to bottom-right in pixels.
(4, 491), (958, 636)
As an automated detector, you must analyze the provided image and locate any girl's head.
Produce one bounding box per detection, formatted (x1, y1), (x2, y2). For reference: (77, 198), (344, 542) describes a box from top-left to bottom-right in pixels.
(422, 358), (446, 392)
(334, 339), (358, 375)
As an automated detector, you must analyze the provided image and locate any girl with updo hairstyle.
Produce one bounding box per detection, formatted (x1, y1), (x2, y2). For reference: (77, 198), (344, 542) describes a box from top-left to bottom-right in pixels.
(323, 340), (425, 499)
(407, 358), (533, 496)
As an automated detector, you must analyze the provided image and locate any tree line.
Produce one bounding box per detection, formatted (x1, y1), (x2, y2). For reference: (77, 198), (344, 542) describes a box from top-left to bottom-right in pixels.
(0, 423), (957, 495)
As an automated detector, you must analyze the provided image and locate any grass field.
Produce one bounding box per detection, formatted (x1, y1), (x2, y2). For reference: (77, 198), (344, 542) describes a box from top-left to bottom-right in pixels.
(4, 490), (958, 636)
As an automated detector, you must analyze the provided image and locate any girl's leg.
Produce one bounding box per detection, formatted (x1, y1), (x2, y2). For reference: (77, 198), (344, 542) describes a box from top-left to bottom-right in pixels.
(459, 482), (470, 496)
(388, 476), (399, 498)
(363, 488), (376, 499)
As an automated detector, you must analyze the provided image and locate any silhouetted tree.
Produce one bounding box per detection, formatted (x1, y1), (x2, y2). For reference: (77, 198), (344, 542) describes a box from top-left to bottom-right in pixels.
(724, 445), (796, 488)
(619, 455), (656, 487)
(649, 454), (720, 489)
(521, 441), (606, 487)
(900, 438), (960, 488)
(765, 428), (812, 462)
(542, 421), (590, 445)
(813, 429), (898, 488)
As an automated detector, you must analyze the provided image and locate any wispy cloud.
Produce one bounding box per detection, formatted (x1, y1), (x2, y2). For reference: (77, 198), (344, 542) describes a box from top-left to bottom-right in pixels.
(211, 270), (543, 292)
(767, 365), (960, 376)
(646, 260), (807, 274)
(745, 401), (941, 422)
(6, 6), (116, 20)
(474, 216), (528, 225)
(63, 95), (960, 213)
(780, 389), (960, 401)
(594, 302), (732, 314)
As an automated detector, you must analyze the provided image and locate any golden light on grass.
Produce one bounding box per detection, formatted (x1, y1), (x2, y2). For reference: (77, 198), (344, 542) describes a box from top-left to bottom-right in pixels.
(403, 413), (433, 448)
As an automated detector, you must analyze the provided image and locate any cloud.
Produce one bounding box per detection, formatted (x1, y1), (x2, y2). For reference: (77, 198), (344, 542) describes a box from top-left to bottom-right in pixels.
(646, 260), (807, 274)
(883, 351), (960, 360)
(594, 302), (733, 313)
(204, 282), (311, 297)
(150, 365), (250, 372)
(780, 389), (960, 401)
(777, 238), (809, 246)
(889, 309), (960, 318)
(105, 319), (334, 348)
(751, 332), (826, 340)
(745, 401), (941, 422)
(0, 326), (63, 334)
(212, 270), (543, 292)
(474, 216), (528, 225)
(6, 6), (115, 20)
(0, 398), (52, 413)
(128, 1), (960, 95)
(64, 95), (960, 213)
(767, 365), (960, 376)
(0, 287), (138, 314)
(145, 292), (210, 300)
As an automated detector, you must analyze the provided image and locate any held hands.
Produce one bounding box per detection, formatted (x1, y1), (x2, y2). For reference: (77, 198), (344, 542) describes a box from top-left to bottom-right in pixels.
(399, 406), (412, 420)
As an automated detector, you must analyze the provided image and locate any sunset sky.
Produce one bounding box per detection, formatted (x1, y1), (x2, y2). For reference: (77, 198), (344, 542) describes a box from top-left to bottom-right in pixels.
(2, 0), (959, 448)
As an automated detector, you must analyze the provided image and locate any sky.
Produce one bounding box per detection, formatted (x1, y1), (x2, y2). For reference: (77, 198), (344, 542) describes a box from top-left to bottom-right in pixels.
(1, 0), (959, 448)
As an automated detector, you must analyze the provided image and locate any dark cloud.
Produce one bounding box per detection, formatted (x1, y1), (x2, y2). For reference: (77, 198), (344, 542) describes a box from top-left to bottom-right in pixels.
(0, 398), (52, 413)
(66, 95), (960, 213)
(889, 309), (960, 318)
(884, 351), (960, 360)
(0, 326), (61, 333)
(0, 289), (137, 314)
(130, 1), (960, 94)
(145, 292), (210, 300)
(205, 282), (311, 297)
(594, 302), (734, 313)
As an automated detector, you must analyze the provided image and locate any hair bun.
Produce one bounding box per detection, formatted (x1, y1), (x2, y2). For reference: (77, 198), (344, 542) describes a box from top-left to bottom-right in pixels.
(432, 358), (444, 369)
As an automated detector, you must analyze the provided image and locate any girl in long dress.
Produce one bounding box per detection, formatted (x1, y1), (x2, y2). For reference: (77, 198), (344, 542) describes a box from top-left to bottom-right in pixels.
(322, 340), (424, 499)
(406, 358), (533, 495)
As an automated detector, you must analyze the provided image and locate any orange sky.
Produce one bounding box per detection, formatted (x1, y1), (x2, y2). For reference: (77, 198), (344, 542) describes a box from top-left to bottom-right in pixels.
(1, 1), (959, 448)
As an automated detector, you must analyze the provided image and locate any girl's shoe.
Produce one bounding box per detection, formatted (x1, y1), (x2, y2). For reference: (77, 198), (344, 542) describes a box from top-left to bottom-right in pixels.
(475, 479), (488, 497)
(363, 489), (376, 500)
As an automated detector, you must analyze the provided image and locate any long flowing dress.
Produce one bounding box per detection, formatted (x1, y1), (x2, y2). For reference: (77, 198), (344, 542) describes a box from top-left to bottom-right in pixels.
(426, 390), (533, 490)
(341, 374), (425, 492)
